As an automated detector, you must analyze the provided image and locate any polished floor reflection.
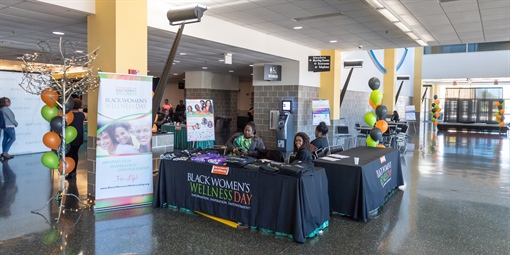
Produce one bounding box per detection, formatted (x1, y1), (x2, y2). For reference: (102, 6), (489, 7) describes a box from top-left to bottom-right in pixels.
(1, 124), (509, 254)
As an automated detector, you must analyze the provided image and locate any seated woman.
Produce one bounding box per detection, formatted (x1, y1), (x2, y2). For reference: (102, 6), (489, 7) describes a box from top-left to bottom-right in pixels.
(292, 132), (315, 163)
(226, 121), (265, 157)
(391, 110), (400, 123)
(311, 121), (329, 151)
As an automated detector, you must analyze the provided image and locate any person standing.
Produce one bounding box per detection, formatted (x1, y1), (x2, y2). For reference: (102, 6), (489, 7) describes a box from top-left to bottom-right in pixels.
(66, 98), (86, 180)
(0, 97), (17, 159)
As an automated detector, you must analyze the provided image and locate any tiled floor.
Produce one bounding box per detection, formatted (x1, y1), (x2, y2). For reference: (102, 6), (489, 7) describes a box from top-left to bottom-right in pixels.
(0, 123), (509, 254)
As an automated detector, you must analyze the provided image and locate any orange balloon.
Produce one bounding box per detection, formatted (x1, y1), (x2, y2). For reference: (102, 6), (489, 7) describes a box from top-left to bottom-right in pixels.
(434, 120), (438, 126)
(41, 88), (59, 107)
(495, 102), (500, 107)
(435, 99), (440, 105)
(496, 115), (502, 120)
(500, 122), (505, 127)
(59, 111), (74, 124)
(500, 109), (505, 115)
(435, 113), (440, 118)
(377, 144), (386, 148)
(369, 99), (376, 109)
(375, 120), (388, 133)
(59, 157), (76, 175)
(42, 131), (61, 150)
(437, 108), (441, 113)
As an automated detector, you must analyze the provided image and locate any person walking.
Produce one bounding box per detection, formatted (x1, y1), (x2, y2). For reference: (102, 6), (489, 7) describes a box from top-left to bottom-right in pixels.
(0, 97), (17, 159)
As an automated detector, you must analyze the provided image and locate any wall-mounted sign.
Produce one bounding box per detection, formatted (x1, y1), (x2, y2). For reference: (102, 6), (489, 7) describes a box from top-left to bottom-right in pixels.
(308, 56), (330, 72)
(263, 64), (282, 81)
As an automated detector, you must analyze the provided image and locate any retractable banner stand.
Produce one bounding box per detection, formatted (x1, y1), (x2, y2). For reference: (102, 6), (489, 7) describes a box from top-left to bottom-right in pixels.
(405, 105), (416, 121)
(95, 72), (153, 212)
(312, 99), (331, 126)
(185, 99), (215, 142)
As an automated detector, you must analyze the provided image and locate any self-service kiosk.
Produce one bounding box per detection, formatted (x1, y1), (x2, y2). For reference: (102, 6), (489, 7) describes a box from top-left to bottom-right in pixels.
(276, 100), (294, 152)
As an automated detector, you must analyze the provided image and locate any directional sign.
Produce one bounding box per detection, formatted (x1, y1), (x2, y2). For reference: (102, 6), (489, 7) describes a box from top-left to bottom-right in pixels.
(308, 56), (330, 72)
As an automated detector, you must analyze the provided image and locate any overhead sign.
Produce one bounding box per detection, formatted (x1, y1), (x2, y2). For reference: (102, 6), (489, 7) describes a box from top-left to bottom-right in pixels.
(308, 56), (330, 72)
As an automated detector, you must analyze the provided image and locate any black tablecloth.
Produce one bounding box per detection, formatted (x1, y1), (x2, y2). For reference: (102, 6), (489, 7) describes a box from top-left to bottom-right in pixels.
(314, 147), (404, 221)
(153, 160), (330, 243)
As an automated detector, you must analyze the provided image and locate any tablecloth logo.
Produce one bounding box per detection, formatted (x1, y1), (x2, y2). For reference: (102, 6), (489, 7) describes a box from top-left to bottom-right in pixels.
(376, 162), (392, 188)
(187, 173), (252, 209)
(211, 165), (229, 175)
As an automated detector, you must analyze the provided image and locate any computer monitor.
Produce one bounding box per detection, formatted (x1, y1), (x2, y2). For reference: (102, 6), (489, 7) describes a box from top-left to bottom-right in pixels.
(282, 100), (292, 113)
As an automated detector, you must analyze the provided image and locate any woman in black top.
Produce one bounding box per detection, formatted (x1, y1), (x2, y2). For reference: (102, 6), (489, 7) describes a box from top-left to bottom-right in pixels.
(391, 110), (400, 123)
(311, 121), (329, 150)
(292, 132), (314, 162)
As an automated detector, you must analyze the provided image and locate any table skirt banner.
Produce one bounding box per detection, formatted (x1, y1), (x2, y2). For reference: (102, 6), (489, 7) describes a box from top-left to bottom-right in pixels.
(154, 160), (330, 243)
(95, 72), (154, 211)
(314, 147), (404, 221)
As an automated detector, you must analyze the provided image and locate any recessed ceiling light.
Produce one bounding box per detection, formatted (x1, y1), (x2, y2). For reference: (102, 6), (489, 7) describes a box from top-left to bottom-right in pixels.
(229, 70), (234, 72)
(76, 50), (83, 53)
(293, 26), (303, 30)
(330, 40), (338, 43)
(174, 60), (180, 63)
(52, 31), (65, 35)
(202, 67), (208, 69)
(218, 59), (224, 62)
(173, 73), (178, 75)
(249, 64), (253, 67)
(179, 53), (187, 55)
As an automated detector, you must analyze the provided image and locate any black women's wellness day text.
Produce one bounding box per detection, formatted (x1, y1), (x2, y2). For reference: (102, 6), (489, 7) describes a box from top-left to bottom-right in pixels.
(187, 173), (252, 209)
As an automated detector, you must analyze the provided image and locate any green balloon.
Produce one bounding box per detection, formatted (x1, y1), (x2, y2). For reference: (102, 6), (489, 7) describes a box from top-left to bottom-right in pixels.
(41, 105), (59, 122)
(434, 105), (439, 109)
(41, 151), (59, 169)
(431, 118), (436, 122)
(370, 90), (383, 106)
(364, 112), (377, 127)
(65, 126), (77, 144)
(366, 136), (378, 147)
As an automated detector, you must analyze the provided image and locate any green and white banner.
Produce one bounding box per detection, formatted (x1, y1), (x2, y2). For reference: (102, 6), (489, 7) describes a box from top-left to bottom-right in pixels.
(95, 72), (153, 211)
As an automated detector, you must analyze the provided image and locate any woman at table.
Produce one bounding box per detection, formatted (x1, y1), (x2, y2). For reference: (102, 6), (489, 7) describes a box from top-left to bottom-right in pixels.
(391, 110), (400, 123)
(311, 121), (329, 151)
(226, 121), (265, 157)
(292, 132), (315, 163)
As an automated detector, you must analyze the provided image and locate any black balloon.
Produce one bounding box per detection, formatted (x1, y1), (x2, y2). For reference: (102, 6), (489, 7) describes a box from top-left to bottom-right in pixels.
(64, 98), (75, 113)
(498, 104), (503, 110)
(434, 95), (438, 100)
(368, 77), (380, 90)
(501, 116), (505, 121)
(370, 127), (383, 142)
(50, 116), (65, 133)
(499, 99), (504, 104)
(375, 105), (388, 120)
(431, 108), (437, 113)
(432, 103), (436, 107)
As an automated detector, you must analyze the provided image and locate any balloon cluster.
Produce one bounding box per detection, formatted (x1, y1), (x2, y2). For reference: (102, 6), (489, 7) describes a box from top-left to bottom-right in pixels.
(364, 77), (388, 148)
(40, 88), (77, 175)
(494, 100), (505, 127)
(430, 95), (441, 126)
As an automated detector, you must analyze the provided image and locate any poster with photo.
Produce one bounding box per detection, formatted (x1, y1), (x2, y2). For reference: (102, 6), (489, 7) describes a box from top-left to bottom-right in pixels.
(95, 72), (153, 211)
(185, 99), (215, 142)
(312, 99), (331, 125)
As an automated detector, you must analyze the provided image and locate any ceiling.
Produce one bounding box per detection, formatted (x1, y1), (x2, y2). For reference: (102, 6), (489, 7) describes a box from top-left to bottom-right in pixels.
(1, 0), (509, 82)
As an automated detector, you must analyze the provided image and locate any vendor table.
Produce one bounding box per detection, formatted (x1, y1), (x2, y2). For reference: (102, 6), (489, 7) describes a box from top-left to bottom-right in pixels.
(314, 147), (404, 221)
(161, 124), (213, 150)
(153, 160), (330, 243)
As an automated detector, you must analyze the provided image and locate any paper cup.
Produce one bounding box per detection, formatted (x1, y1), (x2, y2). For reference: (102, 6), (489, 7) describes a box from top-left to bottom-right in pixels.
(354, 157), (359, 165)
